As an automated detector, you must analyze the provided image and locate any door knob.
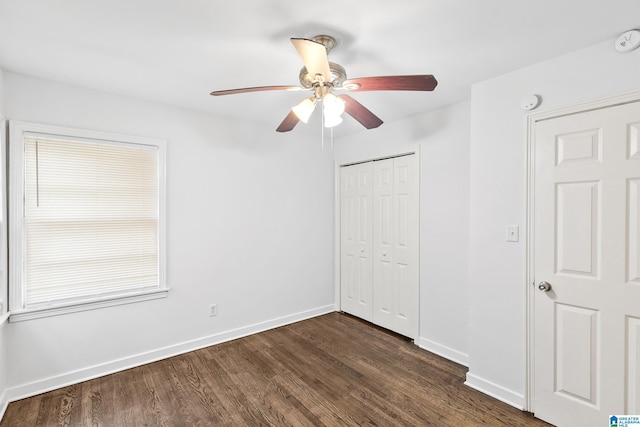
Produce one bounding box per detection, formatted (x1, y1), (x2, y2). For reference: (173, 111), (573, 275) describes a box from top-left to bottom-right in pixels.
(538, 281), (552, 292)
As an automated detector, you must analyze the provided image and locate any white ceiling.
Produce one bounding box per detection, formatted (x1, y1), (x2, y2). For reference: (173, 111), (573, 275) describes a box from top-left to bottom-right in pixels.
(0, 0), (638, 135)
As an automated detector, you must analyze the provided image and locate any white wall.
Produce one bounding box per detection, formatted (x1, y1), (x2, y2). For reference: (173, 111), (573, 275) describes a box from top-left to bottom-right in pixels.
(466, 38), (640, 407)
(0, 65), (8, 419)
(0, 67), (4, 112)
(334, 102), (471, 365)
(2, 72), (335, 399)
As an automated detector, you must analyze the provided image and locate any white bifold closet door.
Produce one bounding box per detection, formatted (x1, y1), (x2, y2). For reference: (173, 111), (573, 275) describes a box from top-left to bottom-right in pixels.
(340, 154), (419, 339)
(340, 161), (374, 321)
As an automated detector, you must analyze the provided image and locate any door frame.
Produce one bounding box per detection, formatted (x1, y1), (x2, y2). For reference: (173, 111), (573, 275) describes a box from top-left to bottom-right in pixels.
(334, 145), (421, 338)
(524, 88), (640, 412)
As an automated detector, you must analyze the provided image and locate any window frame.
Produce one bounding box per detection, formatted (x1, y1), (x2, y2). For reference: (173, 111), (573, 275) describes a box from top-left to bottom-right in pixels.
(9, 121), (167, 321)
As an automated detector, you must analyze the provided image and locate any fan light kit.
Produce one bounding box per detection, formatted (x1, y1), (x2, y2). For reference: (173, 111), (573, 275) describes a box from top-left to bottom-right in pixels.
(210, 35), (438, 132)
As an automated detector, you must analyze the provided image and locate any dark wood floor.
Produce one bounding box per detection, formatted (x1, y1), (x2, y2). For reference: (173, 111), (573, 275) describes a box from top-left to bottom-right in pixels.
(1, 312), (552, 426)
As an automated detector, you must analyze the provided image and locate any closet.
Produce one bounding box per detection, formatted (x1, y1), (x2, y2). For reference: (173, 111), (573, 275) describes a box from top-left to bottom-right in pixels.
(340, 153), (418, 339)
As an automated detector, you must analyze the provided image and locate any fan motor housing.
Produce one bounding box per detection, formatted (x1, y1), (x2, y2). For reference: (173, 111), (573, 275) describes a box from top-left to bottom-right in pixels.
(299, 62), (347, 88)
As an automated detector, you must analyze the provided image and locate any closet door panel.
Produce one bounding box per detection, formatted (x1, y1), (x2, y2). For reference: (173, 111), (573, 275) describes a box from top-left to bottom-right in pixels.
(373, 155), (419, 338)
(373, 158), (395, 327)
(392, 155), (419, 338)
(340, 162), (373, 321)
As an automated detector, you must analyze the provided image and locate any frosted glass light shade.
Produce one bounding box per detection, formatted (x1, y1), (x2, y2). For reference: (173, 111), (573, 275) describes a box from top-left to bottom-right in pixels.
(323, 112), (343, 128)
(323, 93), (345, 116)
(322, 93), (345, 128)
(292, 97), (316, 123)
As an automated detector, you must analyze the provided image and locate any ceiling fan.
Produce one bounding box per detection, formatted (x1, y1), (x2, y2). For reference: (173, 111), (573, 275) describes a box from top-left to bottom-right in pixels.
(210, 35), (438, 132)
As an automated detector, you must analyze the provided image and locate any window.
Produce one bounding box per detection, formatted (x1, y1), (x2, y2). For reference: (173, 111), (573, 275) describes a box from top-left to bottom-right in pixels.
(9, 121), (166, 321)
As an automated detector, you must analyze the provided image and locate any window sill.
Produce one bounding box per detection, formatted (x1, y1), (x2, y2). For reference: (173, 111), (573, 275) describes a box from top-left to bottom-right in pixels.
(9, 289), (169, 322)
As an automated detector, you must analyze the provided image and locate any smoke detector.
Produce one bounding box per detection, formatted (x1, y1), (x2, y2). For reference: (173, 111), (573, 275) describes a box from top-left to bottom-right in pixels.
(615, 30), (640, 53)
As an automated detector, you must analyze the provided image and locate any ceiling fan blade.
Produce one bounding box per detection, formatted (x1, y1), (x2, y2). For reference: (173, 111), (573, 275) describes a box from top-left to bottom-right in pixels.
(343, 75), (438, 92)
(210, 85), (303, 96)
(291, 38), (331, 82)
(276, 111), (300, 132)
(338, 95), (383, 129)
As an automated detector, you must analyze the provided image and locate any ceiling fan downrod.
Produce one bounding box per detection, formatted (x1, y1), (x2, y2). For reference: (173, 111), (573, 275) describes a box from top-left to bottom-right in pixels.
(311, 34), (337, 52)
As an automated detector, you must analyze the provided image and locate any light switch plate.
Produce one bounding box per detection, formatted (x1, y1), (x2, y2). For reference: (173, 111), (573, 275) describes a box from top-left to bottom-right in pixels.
(506, 225), (519, 242)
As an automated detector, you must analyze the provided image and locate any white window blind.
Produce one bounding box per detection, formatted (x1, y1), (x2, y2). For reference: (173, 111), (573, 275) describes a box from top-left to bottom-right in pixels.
(23, 134), (160, 308)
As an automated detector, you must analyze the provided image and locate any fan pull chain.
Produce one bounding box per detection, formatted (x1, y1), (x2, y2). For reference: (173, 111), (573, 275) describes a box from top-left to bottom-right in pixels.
(319, 102), (335, 151)
(321, 108), (325, 150)
(331, 126), (334, 150)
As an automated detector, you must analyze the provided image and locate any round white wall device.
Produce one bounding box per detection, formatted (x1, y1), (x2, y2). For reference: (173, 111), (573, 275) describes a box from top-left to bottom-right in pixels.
(521, 94), (541, 111)
(615, 30), (640, 53)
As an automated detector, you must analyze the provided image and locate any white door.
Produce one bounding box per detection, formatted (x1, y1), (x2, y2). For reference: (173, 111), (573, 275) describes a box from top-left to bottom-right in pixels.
(372, 155), (419, 338)
(340, 162), (373, 321)
(533, 101), (640, 426)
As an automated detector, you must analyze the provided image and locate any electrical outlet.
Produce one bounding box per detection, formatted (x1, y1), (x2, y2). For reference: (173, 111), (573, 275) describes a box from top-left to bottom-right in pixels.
(209, 304), (217, 317)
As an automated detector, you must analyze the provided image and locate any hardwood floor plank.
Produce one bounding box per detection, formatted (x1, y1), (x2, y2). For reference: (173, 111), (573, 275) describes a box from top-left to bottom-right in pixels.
(1, 313), (553, 426)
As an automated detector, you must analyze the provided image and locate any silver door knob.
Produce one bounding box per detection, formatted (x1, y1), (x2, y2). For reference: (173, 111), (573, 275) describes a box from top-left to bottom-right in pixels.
(383, 252), (387, 256)
(538, 281), (552, 292)
(360, 248), (364, 253)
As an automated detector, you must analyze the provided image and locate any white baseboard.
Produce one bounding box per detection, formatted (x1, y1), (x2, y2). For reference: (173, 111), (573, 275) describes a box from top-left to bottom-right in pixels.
(464, 372), (525, 409)
(3, 305), (335, 407)
(417, 337), (469, 367)
(0, 389), (7, 422)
